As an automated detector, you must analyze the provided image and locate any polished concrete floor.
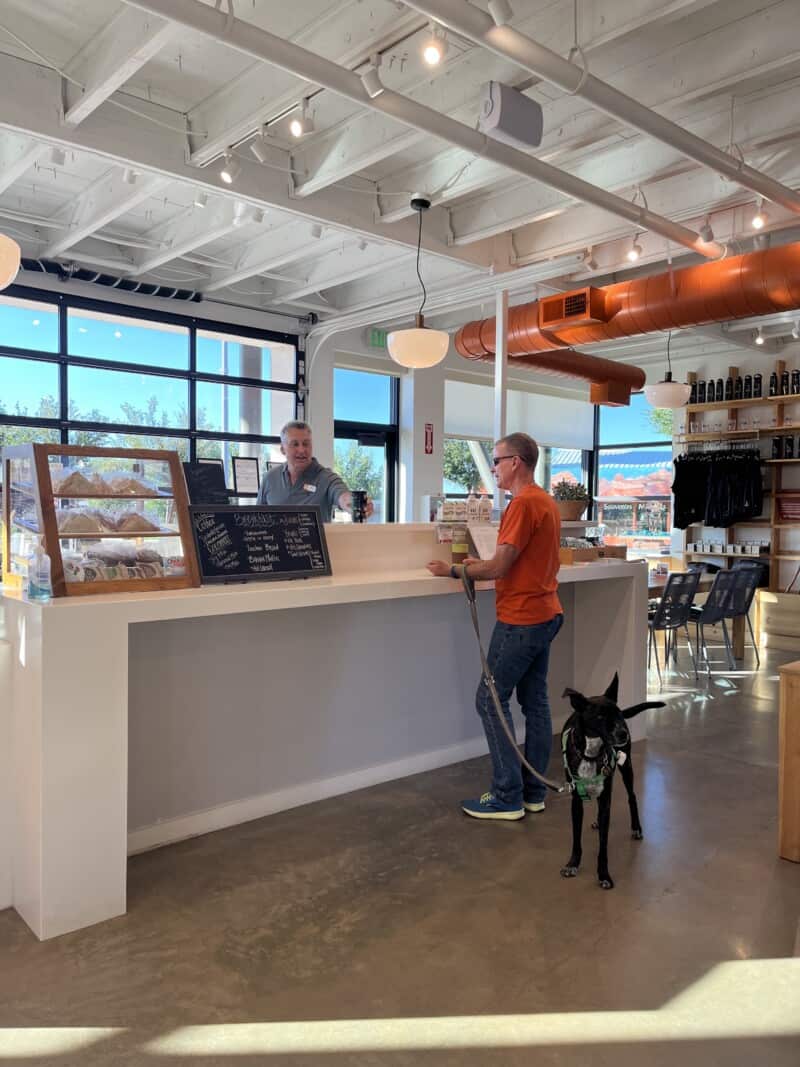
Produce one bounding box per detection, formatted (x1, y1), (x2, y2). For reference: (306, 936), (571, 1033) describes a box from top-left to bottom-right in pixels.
(0, 643), (799, 1065)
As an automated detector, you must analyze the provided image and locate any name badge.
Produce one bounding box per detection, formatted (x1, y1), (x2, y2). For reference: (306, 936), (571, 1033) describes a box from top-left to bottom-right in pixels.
(303, 483), (317, 493)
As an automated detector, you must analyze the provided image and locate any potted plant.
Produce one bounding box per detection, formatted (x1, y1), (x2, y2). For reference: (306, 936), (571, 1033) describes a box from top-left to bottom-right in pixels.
(551, 479), (590, 520)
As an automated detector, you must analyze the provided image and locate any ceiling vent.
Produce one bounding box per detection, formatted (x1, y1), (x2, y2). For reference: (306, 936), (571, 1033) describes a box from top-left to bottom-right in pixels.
(538, 287), (607, 330)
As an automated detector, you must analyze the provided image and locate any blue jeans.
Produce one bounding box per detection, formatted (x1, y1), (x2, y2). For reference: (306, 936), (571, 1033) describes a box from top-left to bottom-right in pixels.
(476, 614), (564, 806)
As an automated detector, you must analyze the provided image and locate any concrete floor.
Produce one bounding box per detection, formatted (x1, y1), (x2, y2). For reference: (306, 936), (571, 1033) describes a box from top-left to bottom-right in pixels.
(0, 644), (799, 1066)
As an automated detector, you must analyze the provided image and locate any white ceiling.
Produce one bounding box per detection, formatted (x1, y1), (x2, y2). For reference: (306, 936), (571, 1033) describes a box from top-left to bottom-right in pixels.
(1, 0), (800, 370)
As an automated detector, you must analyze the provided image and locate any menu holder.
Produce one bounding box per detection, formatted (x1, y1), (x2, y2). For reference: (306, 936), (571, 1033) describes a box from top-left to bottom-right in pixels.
(183, 461), (231, 505)
(189, 505), (332, 584)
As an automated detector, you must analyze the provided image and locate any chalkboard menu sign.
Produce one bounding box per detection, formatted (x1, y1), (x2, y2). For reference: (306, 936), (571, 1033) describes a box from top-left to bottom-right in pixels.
(189, 505), (331, 583)
(183, 461), (230, 505)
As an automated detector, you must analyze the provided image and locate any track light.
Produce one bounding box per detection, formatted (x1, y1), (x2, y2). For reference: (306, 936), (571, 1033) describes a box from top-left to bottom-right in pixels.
(290, 99), (313, 138)
(250, 128), (270, 163)
(422, 26), (448, 66)
(755, 327), (765, 346)
(488, 0), (514, 25)
(361, 63), (384, 99)
(220, 151), (241, 185)
(193, 191), (208, 209)
(582, 246), (598, 271)
(252, 209), (266, 224)
(751, 198), (767, 230)
(626, 237), (642, 263)
(50, 147), (66, 167)
(122, 167), (137, 185)
(311, 223), (323, 239)
(792, 321), (800, 341)
(699, 219), (714, 243)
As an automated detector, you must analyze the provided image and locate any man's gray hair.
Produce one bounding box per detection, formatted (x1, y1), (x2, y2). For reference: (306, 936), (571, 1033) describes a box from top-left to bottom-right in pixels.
(496, 432), (539, 470)
(280, 420), (313, 443)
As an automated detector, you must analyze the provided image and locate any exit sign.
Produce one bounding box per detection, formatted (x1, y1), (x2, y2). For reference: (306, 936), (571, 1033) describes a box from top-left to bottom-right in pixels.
(368, 327), (387, 348)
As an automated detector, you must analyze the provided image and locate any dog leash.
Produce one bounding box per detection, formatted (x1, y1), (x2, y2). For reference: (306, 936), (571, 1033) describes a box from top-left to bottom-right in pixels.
(460, 566), (567, 795)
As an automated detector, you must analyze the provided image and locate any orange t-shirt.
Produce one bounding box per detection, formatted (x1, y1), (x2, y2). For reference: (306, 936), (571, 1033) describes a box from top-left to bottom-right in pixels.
(495, 484), (562, 625)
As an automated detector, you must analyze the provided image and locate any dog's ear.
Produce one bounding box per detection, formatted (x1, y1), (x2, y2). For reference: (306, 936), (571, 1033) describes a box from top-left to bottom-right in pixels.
(563, 687), (588, 713)
(621, 701), (666, 719)
(604, 673), (619, 705)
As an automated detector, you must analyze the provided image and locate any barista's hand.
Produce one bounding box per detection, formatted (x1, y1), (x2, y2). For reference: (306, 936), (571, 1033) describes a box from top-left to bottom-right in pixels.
(366, 497), (375, 517)
(427, 560), (452, 577)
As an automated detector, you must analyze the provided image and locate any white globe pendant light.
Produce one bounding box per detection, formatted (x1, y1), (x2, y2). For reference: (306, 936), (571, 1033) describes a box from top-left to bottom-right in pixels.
(644, 331), (691, 409)
(0, 233), (21, 290)
(387, 197), (450, 370)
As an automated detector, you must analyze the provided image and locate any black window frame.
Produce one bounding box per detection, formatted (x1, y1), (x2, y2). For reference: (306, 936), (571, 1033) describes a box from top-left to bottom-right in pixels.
(333, 373), (399, 523)
(0, 284), (299, 461)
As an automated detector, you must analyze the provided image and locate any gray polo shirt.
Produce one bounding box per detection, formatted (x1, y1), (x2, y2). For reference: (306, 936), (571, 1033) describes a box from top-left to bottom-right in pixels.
(257, 458), (349, 522)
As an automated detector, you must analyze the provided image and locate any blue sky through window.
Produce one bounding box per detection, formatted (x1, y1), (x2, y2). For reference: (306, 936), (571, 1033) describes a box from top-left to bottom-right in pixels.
(600, 392), (671, 445)
(334, 368), (393, 424)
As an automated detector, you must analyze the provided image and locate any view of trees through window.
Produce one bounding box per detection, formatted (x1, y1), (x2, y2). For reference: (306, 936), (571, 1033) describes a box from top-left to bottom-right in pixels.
(332, 368), (397, 522)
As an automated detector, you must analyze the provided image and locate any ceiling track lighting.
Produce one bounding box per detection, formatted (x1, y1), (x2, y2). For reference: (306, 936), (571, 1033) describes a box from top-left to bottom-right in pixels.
(751, 198), (767, 230)
(50, 147), (66, 167)
(422, 25), (448, 66)
(122, 167), (138, 185)
(626, 236), (643, 263)
(643, 331), (691, 409)
(290, 99), (313, 138)
(387, 196), (450, 370)
(250, 126), (270, 163)
(699, 218), (714, 243)
(360, 54), (385, 99)
(488, 0), (514, 26)
(193, 191), (208, 209)
(310, 223), (323, 239)
(791, 321), (800, 341)
(220, 151), (241, 185)
(582, 246), (598, 271)
(755, 327), (765, 346)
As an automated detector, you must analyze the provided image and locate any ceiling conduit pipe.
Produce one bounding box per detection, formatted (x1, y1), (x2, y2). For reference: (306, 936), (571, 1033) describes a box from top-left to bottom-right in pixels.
(456, 243), (800, 377)
(407, 0), (800, 216)
(122, 0), (723, 260)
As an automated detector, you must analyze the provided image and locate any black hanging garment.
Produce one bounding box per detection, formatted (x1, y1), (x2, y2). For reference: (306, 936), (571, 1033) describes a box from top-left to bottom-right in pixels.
(672, 449), (763, 529)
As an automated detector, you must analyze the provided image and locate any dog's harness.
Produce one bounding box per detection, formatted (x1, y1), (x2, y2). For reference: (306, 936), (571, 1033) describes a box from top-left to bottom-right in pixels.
(561, 724), (630, 802)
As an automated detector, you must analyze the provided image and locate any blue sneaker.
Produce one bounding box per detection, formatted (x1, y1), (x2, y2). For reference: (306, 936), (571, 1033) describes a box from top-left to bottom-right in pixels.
(461, 791), (525, 821)
(524, 800), (546, 813)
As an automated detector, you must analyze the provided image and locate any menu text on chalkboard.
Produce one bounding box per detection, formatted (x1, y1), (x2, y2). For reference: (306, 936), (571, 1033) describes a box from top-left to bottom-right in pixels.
(189, 505), (331, 583)
(183, 461), (230, 505)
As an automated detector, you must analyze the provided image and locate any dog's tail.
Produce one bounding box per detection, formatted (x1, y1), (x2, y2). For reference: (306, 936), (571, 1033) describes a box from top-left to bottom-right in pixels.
(621, 701), (666, 719)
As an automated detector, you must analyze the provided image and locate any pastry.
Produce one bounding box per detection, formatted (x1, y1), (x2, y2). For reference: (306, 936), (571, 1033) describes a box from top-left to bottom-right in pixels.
(136, 548), (162, 563)
(108, 475), (153, 495)
(53, 470), (94, 496)
(58, 511), (106, 534)
(115, 511), (161, 533)
(88, 473), (109, 494)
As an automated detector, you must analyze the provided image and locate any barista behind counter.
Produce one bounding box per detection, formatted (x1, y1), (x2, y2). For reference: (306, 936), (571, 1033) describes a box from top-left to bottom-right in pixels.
(258, 420), (373, 522)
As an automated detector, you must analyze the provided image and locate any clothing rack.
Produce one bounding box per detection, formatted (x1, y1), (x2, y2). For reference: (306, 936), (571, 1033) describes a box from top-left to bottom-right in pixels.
(686, 437), (761, 453)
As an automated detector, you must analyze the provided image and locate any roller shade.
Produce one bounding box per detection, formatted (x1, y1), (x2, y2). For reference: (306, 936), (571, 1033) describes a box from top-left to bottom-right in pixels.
(444, 380), (594, 449)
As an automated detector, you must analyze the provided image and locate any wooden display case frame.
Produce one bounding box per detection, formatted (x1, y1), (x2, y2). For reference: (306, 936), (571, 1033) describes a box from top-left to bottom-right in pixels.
(2, 444), (200, 597)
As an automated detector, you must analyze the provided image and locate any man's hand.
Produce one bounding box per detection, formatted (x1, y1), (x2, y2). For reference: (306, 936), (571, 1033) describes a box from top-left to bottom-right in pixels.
(365, 497), (375, 517)
(427, 560), (453, 577)
(463, 556), (481, 568)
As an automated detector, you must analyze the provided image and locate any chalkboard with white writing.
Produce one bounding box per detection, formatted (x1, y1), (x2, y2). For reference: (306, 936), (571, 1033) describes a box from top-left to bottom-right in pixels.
(189, 506), (331, 583)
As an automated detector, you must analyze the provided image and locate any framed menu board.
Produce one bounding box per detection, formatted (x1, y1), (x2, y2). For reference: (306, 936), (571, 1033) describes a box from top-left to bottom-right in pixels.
(189, 505), (331, 583)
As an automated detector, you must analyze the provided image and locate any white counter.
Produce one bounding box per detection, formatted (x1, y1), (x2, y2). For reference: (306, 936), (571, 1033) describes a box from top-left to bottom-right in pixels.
(0, 524), (647, 939)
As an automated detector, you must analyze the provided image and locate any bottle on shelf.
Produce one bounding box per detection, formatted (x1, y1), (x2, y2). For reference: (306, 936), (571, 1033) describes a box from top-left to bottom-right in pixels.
(785, 436), (795, 459)
(743, 374), (753, 399)
(772, 436), (782, 459)
(753, 373), (763, 398)
(734, 376), (744, 400)
(792, 370), (800, 395)
(697, 380), (707, 404)
(689, 379), (698, 404)
(27, 538), (53, 602)
(769, 370), (779, 397)
(715, 378), (724, 402)
(466, 489), (480, 522)
(724, 375), (733, 401)
(781, 369), (790, 395)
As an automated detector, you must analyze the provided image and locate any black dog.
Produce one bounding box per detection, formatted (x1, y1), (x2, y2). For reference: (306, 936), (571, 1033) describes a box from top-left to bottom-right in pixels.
(560, 675), (664, 889)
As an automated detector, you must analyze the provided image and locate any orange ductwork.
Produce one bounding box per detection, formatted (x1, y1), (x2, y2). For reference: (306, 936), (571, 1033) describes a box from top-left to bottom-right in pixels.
(456, 242), (800, 403)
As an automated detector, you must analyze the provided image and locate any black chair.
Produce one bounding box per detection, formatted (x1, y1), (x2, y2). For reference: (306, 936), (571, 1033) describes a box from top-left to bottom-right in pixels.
(690, 563), (763, 673)
(648, 570), (701, 685)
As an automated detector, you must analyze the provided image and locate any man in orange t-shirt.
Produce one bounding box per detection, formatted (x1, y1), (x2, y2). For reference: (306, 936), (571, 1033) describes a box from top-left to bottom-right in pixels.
(428, 432), (563, 820)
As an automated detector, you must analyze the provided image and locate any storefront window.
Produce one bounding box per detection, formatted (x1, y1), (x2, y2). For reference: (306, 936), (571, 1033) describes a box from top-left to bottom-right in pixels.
(67, 308), (189, 371)
(0, 295), (59, 353)
(595, 445), (673, 556)
(333, 367), (398, 522)
(443, 437), (493, 494)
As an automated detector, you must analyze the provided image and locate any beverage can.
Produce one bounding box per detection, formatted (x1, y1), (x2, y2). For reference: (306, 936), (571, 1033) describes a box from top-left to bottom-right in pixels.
(350, 490), (368, 524)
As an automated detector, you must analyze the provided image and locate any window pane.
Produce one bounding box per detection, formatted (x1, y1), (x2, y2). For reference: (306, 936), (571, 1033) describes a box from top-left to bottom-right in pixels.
(334, 368), (393, 424)
(0, 295), (59, 353)
(600, 392), (671, 445)
(67, 308), (189, 370)
(0, 423), (60, 447)
(68, 366), (189, 427)
(197, 329), (296, 384)
(0, 355), (60, 418)
(195, 439), (283, 491)
(68, 430), (190, 458)
(195, 380), (293, 436)
(334, 438), (386, 523)
(545, 447), (585, 494)
(597, 445), (673, 557)
(442, 437), (493, 494)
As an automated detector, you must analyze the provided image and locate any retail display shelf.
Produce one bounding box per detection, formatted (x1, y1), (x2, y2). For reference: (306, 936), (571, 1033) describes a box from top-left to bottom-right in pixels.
(685, 397), (773, 412)
(56, 529), (179, 539)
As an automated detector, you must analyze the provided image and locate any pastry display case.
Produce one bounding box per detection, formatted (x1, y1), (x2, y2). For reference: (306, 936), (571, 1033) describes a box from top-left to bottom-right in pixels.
(2, 444), (200, 596)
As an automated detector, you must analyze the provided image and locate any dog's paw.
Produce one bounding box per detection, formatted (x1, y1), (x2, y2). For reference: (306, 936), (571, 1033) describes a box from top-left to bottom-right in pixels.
(598, 877), (615, 890)
(560, 865), (580, 878)
(631, 829), (643, 840)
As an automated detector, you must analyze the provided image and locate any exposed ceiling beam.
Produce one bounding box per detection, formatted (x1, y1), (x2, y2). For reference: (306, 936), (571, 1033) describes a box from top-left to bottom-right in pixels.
(185, 2), (425, 165)
(129, 200), (259, 274)
(409, 0), (800, 214)
(205, 227), (346, 292)
(0, 132), (49, 196)
(43, 167), (169, 257)
(0, 51), (492, 271)
(122, 0), (721, 258)
(62, 7), (177, 126)
(269, 244), (412, 304)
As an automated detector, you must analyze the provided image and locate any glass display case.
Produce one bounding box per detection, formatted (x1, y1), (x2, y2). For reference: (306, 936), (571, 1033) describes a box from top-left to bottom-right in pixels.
(1, 444), (200, 596)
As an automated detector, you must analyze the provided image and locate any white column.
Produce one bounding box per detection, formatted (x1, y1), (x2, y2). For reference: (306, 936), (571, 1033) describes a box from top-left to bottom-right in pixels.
(305, 336), (335, 468)
(238, 344), (264, 472)
(493, 289), (509, 512)
(399, 359), (446, 522)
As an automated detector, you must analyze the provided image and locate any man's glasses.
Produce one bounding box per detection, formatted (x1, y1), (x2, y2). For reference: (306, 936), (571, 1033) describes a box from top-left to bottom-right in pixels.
(491, 454), (518, 467)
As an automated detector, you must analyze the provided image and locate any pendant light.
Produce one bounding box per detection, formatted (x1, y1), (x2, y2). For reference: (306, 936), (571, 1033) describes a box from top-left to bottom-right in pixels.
(644, 331), (691, 408)
(387, 197), (449, 369)
(0, 233), (21, 290)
